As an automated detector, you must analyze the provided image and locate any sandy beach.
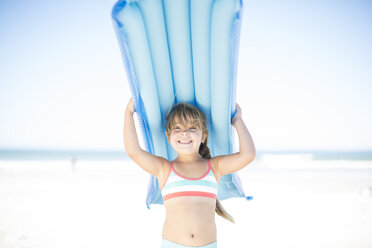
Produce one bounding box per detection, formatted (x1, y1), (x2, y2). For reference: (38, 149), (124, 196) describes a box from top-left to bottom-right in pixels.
(1, 157), (372, 248)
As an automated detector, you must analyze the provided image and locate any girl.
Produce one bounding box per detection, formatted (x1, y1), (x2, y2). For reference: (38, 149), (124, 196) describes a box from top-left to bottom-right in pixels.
(124, 98), (255, 248)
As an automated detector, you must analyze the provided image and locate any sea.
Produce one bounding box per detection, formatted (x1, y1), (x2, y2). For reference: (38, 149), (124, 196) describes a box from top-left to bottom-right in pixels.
(1, 149), (372, 170)
(1, 149), (372, 160)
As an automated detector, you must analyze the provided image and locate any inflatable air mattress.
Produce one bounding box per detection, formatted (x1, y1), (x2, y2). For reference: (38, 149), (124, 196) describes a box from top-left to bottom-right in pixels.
(112, 0), (249, 208)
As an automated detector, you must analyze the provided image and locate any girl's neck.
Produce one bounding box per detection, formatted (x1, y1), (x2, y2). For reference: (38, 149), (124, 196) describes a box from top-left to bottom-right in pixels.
(175, 153), (202, 164)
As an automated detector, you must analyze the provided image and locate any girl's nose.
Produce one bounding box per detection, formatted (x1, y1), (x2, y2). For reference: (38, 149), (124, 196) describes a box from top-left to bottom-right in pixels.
(181, 130), (190, 135)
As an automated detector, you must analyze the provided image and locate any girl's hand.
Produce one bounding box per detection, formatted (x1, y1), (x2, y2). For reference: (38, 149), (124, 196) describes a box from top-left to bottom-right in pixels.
(231, 103), (242, 126)
(126, 98), (135, 114)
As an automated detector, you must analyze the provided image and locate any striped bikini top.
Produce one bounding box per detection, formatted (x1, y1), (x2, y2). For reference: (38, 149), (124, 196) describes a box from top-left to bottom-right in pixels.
(161, 159), (218, 201)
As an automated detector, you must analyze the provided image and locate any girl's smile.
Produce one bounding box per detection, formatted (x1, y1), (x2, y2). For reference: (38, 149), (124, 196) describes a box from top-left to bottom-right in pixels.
(178, 139), (192, 144)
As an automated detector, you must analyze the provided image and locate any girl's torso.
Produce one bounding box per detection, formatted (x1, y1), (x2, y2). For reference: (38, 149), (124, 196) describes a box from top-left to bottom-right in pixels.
(158, 159), (220, 247)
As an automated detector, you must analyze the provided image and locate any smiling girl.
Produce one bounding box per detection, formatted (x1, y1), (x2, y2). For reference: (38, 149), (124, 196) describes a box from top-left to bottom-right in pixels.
(124, 98), (255, 248)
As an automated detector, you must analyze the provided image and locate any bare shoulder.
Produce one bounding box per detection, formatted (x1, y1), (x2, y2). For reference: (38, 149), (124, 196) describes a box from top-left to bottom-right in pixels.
(157, 159), (172, 189)
(208, 158), (222, 183)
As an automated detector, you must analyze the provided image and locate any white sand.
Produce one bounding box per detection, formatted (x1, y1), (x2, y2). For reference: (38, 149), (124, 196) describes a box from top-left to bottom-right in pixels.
(0, 159), (372, 248)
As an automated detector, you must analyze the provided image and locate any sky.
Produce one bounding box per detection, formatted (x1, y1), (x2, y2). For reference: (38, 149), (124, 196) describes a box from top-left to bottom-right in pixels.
(0, 0), (371, 151)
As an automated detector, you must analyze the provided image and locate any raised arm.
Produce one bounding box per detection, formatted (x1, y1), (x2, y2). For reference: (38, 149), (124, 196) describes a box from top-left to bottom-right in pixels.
(211, 104), (256, 176)
(124, 98), (168, 177)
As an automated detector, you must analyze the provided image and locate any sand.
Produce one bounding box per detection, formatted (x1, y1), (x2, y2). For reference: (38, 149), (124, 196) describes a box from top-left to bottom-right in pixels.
(0, 159), (372, 248)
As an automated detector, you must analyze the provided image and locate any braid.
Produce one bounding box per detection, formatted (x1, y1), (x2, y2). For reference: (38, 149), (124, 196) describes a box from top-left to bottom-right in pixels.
(199, 142), (211, 159)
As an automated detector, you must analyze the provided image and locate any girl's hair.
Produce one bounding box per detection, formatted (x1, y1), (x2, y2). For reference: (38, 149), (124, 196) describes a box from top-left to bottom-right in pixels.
(165, 103), (235, 223)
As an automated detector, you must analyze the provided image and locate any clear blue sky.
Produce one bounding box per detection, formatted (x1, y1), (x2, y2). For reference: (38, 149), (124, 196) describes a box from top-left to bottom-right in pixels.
(0, 0), (371, 151)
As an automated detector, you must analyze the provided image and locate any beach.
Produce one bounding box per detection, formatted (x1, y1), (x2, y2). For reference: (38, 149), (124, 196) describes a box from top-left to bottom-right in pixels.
(1, 157), (372, 248)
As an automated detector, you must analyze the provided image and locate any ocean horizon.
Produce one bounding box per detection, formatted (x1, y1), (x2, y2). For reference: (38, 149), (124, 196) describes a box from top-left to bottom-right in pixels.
(0, 149), (371, 161)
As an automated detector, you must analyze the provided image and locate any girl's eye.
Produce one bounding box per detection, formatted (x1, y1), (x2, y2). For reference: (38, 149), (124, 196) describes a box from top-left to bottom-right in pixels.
(189, 128), (197, 132)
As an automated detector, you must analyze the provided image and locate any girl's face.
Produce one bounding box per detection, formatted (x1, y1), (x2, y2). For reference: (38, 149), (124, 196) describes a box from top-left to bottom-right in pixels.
(167, 120), (206, 155)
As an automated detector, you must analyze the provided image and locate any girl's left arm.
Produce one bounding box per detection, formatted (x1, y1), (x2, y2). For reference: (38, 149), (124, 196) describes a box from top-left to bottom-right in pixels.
(212, 104), (256, 176)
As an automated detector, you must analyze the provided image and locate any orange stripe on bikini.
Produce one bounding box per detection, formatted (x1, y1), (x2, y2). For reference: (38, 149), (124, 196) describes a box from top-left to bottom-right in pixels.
(163, 191), (217, 201)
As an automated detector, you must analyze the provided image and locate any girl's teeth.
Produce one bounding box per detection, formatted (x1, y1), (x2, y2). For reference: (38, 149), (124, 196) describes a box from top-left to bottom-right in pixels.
(179, 140), (191, 144)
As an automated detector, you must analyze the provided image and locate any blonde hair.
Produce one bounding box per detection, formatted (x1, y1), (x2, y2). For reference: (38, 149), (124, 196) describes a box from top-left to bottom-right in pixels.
(165, 103), (235, 223)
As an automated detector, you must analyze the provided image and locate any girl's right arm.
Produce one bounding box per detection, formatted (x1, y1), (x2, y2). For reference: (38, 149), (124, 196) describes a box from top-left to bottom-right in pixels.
(124, 98), (168, 177)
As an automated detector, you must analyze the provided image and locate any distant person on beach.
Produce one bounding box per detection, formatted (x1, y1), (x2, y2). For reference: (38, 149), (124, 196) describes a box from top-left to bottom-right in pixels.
(70, 155), (76, 172)
(124, 98), (255, 248)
